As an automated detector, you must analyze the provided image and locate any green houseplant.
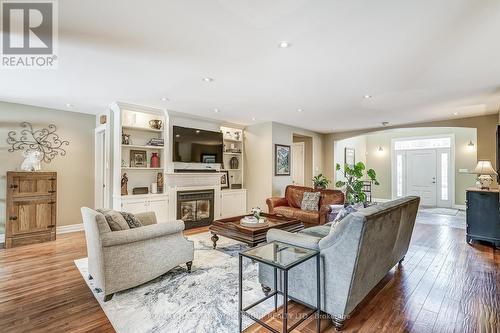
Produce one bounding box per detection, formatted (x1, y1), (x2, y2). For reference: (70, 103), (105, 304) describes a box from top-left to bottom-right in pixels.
(335, 162), (379, 205)
(312, 173), (331, 190)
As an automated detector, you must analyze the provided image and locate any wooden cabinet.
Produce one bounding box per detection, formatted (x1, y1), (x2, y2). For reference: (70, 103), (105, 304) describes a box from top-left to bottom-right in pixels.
(466, 188), (500, 248)
(220, 189), (247, 218)
(121, 194), (169, 223)
(6, 172), (57, 248)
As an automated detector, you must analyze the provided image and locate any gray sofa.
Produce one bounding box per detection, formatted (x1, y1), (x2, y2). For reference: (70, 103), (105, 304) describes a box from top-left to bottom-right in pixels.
(258, 196), (420, 330)
(80, 207), (194, 301)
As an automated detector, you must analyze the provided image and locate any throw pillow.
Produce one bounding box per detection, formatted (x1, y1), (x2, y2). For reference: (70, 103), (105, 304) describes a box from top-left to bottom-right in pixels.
(329, 205), (358, 234)
(120, 212), (143, 229)
(327, 204), (344, 222)
(300, 192), (321, 211)
(97, 209), (130, 231)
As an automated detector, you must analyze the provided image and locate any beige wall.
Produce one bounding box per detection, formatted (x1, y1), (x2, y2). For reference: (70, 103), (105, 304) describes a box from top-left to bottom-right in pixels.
(244, 122), (273, 210)
(0, 102), (95, 234)
(244, 121), (323, 210)
(323, 114), (499, 187)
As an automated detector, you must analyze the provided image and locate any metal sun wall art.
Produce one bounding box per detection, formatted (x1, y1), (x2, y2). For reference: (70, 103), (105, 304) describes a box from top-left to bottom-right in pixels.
(7, 122), (69, 163)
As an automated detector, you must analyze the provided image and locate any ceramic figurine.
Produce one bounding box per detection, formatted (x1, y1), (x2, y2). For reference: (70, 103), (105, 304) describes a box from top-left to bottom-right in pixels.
(121, 173), (128, 195)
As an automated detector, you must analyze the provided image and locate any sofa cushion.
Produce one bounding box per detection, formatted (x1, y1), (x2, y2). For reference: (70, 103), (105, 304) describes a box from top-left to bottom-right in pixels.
(294, 209), (319, 224)
(273, 206), (296, 218)
(97, 209), (130, 231)
(301, 192), (321, 211)
(300, 225), (330, 238)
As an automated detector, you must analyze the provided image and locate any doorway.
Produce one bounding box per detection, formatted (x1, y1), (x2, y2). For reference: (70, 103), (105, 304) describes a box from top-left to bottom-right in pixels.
(292, 135), (313, 187)
(392, 135), (453, 207)
(292, 142), (305, 185)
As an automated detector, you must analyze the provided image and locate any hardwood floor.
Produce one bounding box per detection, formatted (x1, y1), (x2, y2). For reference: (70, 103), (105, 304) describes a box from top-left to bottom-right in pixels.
(0, 222), (498, 333)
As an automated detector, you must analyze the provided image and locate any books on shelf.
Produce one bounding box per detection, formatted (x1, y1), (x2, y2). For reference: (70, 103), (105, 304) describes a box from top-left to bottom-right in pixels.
(147, 138), (164, 146)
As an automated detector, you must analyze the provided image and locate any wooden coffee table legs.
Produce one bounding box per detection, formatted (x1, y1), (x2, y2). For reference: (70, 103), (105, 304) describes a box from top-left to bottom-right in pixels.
(211, 232), (219, 249)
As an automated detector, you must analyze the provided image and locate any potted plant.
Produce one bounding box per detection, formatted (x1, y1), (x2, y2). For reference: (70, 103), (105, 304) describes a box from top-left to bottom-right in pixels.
(335, 162), (379, 205)
(312, 173), (331, 190)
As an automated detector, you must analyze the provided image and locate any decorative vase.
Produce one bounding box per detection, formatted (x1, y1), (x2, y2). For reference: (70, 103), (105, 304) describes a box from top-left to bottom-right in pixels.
(229, 156), (239, 169)
(150, 153), (160, 168)
(149, 119), (162, 130)
(314, 184), (326, 190)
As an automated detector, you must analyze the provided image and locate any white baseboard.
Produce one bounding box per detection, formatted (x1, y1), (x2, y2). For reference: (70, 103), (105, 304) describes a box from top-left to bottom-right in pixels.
(0, 223), (84, 245)
(453, 204), (466, 211)
(57, 223), (84, 234)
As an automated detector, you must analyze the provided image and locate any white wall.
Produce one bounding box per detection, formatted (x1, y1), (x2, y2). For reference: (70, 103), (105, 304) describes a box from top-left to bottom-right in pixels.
(334, 135), (367, 181)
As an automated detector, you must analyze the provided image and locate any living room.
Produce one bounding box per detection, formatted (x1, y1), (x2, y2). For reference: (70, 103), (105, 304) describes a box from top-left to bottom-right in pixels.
(1, 1), (500, 333)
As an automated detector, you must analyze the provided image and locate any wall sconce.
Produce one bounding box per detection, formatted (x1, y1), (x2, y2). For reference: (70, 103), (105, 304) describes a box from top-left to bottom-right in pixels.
(377, 146), (384, 152)
(466, 140), (475, 151)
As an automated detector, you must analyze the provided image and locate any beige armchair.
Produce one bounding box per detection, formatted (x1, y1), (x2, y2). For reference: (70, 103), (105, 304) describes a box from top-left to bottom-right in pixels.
(80, 207), (194, 301)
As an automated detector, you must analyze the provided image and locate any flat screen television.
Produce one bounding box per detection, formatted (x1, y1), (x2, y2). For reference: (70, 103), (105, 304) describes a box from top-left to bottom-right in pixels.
(172, 126), (223, 163)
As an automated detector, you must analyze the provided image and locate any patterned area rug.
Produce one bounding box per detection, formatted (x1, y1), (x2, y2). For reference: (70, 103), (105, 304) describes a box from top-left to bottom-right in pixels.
(75, 233), (276, 333)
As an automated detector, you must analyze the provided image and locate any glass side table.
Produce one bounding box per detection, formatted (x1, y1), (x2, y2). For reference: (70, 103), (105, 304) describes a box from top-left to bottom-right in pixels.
(238, 241), (321, 333)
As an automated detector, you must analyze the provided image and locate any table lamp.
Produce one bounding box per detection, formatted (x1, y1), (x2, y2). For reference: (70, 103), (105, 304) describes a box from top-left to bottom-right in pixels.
(472, 160), (497, 190)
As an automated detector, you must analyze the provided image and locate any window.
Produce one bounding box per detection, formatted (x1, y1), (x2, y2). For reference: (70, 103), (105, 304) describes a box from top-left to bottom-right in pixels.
(395, 137), (451, 151)
(441, 153), (448, 201)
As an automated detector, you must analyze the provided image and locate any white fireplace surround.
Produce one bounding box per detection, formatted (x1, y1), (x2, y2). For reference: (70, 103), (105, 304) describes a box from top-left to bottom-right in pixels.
(165, 172), (222, 221)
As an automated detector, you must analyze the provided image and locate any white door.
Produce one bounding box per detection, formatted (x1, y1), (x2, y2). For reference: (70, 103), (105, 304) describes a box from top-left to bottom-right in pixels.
(406, 149), (437, 206)
(291, 142), (305, 186)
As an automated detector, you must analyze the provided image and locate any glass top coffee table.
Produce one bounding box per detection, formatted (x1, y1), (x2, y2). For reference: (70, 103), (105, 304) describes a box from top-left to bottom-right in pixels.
(238, 241), (321, 333)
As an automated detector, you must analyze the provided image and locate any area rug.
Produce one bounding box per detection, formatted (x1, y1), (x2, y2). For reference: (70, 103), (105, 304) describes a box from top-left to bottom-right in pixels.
(416, 208), (466, 229)
(74, 233), (277, 333)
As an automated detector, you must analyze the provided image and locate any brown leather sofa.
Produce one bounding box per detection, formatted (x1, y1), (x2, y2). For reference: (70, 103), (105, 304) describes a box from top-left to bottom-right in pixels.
(266, 185), (345, 228)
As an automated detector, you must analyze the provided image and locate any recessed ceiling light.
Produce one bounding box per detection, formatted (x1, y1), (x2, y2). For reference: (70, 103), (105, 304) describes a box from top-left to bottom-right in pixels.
(297, 108), (303, 112)
(202, 77), (214, 82)
(278, 41), (290, 48)
(364, 95), (372, 99)
(214, 108), (219, 113)
(252, 117), (256, 121)
(161, 97), (169, 102)
(66, 103), (74, 108)
(453, 112), (459, 116)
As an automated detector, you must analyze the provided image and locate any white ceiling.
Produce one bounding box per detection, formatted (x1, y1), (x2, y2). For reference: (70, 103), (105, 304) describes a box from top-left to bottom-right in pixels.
(1, 0), (500, 133)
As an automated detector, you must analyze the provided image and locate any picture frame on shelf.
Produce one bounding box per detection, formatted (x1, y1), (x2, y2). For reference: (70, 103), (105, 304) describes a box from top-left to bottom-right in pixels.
(130, 150), (147, 167)
(201, 153), (216, 163)
(274, 144), (291, 176)
(220, 170), (229, 189)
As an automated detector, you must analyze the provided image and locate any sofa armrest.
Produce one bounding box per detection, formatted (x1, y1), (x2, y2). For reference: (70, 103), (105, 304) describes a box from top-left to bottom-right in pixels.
(266, 229), (321, 250)
(266, 197), (289, 213)
(101, 220), (185, 247)
(318, 204), (332, 225)
(134, 211), (157, 226)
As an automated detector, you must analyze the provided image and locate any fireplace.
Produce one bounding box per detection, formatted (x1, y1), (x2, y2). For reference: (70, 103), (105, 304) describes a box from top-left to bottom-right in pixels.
(177, 189), (215, 229)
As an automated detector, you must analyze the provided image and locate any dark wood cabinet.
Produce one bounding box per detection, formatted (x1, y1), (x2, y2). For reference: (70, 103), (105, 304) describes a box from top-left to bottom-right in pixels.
(5, 172), (57, 248)
(466, 188), (500, 248)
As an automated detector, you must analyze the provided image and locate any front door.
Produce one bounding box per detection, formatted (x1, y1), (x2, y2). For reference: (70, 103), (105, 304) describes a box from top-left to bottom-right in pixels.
(406, 149), (437, 206)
